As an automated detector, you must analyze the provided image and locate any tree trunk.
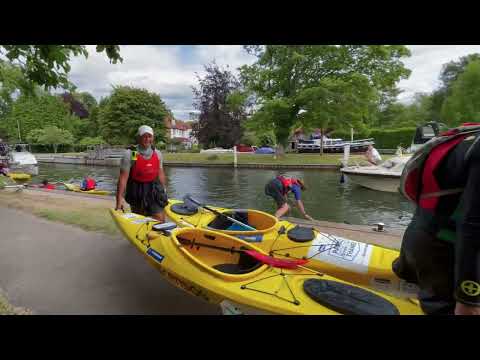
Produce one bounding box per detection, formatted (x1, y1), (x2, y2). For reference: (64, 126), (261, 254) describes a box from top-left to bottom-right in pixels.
(276, 143), (285, 158)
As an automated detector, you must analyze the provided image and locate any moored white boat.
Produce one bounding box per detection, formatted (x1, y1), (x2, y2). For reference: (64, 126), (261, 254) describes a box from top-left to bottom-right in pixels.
(341, 155), (411, 193)
(8, 144), (39, 176)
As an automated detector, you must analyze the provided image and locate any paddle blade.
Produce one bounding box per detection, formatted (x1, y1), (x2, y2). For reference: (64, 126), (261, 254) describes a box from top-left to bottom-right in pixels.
(244, 250), (308, 269)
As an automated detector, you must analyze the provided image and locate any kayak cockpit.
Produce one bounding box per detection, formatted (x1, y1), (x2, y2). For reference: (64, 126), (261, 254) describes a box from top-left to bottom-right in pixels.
(206, 209), (278, 233)
(173, 228), (268, 280)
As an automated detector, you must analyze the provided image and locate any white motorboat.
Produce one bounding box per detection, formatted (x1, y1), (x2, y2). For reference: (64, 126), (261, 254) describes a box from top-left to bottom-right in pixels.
(340, 122), (446, 193)
(340, 155), (411, 193)
(200, 147), (234, 154)
(297, 137), (374, 153)
(8, 143), (39, 175)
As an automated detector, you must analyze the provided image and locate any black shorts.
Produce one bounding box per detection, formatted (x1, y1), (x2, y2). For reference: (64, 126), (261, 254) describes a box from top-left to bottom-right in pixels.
(125, 179), (168, 216)
(265, 179), (286, 208)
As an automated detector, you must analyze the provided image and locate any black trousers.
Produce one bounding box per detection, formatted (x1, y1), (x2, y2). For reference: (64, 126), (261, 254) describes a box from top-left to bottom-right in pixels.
(393, 210), (456, 315)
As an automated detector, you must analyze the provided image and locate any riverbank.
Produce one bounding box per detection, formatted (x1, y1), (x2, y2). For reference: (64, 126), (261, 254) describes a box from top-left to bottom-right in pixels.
(0, 188), (403, 249)
(35, 152), (387, 169)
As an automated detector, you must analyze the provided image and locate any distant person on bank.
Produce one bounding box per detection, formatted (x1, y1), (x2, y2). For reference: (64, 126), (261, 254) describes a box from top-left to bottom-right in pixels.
(265, 175), (313, 220)
(365, 144), (382, 165)
(115, 125), (168, 223)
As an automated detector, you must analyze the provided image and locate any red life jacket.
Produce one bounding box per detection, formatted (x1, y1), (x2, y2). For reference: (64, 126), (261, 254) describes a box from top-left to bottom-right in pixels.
(130, 151), (159, 183)
(43, 184), (56, 190)
(400, 122), (480, 212)
(83, 178), (96, 191)
(276, 176), (299, 195)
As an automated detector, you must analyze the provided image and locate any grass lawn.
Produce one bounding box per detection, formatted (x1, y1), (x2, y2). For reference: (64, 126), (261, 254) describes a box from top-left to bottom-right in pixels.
(41, 151), (394, 166)
(161, 152), (389, 166)
(0, 191), (120, 236)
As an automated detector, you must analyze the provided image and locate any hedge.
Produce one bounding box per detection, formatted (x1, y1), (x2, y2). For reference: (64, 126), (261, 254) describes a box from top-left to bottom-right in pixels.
(330, 127), (416, 149)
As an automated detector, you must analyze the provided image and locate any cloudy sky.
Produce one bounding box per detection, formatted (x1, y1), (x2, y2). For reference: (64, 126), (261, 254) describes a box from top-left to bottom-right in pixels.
(67, 45), (480, 120)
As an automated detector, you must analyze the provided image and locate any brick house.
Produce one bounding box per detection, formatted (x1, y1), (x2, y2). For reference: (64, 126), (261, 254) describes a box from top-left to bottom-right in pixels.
(164, 116), (197, 149)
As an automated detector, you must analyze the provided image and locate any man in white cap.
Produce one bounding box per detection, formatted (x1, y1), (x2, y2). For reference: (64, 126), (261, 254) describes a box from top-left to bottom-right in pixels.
(116, 125), (168, 222)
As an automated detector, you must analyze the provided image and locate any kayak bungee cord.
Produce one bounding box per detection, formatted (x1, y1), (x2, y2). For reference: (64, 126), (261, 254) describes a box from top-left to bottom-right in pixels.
(240, 268), (322, 306)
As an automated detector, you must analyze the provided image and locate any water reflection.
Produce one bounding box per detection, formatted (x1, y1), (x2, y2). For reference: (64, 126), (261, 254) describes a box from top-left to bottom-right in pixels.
(38, 163), (414, 229)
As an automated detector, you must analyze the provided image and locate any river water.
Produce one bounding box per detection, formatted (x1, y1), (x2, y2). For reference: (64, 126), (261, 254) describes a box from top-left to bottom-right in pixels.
(38, 163), (415, 230)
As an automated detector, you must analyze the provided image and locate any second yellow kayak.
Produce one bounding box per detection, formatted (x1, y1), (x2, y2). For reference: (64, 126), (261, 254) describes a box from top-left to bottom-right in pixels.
(64, 183), (111, 195)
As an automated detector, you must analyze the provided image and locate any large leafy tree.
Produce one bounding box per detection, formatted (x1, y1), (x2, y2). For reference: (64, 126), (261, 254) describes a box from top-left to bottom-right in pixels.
(0, 45), (122, 91)
(192, 62), (249, 149)
(441, 60), (480, 125)
(240, 45), (411, 154)
(426, 53), (480, 122)
(98, 86), (169, 145)
(27, 125), (75, 153)
(3, 93), (80, 142)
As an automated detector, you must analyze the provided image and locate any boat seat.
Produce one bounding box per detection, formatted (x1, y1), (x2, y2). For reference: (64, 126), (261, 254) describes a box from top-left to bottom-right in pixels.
(170, 202), (198, 216)
(287, 226), (315, 242)
(303, 279), (400, 315)
(208, 211), (249, 230)
(213, 252), (263, 274)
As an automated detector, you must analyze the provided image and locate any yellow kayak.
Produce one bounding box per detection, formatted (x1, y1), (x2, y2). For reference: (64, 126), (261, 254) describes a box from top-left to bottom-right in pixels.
(110, 209), (423, 315)
(64, 183), (111, 195)
(164, 198), (419, 299)
(8, 173), (31, 183)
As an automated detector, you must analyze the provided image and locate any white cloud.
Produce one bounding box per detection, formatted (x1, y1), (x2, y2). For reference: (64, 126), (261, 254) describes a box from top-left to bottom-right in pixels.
(398, 45), (480, 103)
(64, 45), (480, 118)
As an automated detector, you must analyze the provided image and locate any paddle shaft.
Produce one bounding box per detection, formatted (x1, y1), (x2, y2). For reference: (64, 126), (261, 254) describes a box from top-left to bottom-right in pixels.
(186, 197), (256, 231)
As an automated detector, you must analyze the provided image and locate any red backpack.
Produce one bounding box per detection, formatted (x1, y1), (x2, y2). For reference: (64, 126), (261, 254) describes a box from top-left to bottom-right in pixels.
(399, 123), (480, 212)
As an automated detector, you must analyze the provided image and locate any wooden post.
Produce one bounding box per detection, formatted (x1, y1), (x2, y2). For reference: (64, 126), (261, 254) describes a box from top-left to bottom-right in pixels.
(233, 146), (237, 168)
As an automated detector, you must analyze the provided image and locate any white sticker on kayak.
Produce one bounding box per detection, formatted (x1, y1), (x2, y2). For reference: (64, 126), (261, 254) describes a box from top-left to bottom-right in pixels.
(122, 213), (138, 219)
(306, 233), (373, 274)
(131, 218), (157, 224)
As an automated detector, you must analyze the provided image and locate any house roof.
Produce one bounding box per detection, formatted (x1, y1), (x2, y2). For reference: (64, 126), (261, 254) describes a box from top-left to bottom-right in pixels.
(164, 116), (192, 131)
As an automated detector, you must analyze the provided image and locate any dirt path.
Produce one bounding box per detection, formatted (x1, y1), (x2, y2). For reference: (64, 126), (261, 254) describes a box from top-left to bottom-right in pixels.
(0, 206), (220, 315)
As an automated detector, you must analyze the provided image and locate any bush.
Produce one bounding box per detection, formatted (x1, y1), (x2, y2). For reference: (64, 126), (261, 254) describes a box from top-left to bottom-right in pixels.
(207, 154), (219, 161)
(369, 128), (416, 149)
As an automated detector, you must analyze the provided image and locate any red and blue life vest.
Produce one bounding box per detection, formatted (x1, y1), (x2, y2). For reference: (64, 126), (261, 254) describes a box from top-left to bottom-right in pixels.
(276, 176), (300, 195)
(130, 151), (160, 183)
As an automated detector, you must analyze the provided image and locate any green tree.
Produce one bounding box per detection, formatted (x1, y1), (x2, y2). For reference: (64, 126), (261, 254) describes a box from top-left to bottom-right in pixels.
(441, 60), (480, 126)
(0, 45), (122, 91)
(192, 62), (248, 149)
(27, 125), (74, 153)
(240, 45), (411, 154)
(3, 93), (81, 142)
(74, 91), (98, 114)
(78, 136), (106, 146)
(98, 86), (169, 145)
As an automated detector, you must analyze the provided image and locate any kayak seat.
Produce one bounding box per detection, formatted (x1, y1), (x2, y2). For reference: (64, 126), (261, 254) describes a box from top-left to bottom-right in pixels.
(303, 279), (400, 315)
(170, 202), (198, 216)
(208, 211), (250, 230)
(287, 226), (315, 242)
(213, 252), (262, 274)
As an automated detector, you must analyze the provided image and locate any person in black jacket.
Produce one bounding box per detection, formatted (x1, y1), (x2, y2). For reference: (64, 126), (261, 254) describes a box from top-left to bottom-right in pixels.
(393, 132), (480, 315)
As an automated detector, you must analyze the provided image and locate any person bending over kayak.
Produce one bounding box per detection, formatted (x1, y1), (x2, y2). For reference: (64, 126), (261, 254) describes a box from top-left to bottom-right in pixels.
(80, 176), (96, 191)
(115, 125), (168, 223)
(265, 175), (313, 220)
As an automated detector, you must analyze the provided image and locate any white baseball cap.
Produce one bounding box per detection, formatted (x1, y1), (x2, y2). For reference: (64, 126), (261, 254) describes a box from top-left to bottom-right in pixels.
(138, 125), (154, 136)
